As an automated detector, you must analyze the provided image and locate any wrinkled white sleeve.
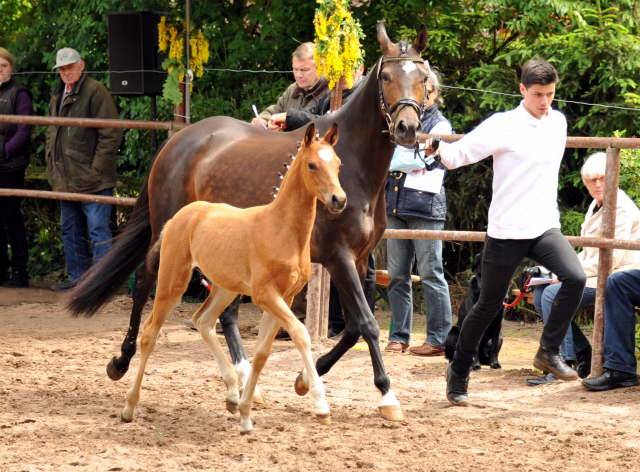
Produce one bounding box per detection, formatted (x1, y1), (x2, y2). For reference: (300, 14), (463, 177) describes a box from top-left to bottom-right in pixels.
(438, 115), (501, 170)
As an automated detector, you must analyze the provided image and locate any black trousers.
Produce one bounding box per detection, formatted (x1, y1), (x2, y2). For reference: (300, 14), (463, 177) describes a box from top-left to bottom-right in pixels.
(451, 228), (586, 377)
(0, 169), (29, 277)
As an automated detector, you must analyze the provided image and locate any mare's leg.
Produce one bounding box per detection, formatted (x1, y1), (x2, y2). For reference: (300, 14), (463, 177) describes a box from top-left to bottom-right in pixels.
(237, 314), (280, 434)
(121, 263), (189, 422)
(316, 258), (403, 421)
(193, 286), (243, 413)
(107, 262), (157, 381)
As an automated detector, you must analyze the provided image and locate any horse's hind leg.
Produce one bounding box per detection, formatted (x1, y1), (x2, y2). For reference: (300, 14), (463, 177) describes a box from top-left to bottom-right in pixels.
(193, 286), (242, 414)
(107, 262), (157, 381)
(121, 273), (187, 422)
(219, 295), (263, 404)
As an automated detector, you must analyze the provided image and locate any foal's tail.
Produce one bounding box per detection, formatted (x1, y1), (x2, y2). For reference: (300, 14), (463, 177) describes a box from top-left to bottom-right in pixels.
(144, 220), (171, 276)
(65, 140), (169, 318)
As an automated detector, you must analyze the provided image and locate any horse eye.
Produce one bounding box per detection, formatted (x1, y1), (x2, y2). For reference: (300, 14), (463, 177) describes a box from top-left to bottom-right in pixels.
(381, 72), (390, 83)
(308, 163), (317, 171)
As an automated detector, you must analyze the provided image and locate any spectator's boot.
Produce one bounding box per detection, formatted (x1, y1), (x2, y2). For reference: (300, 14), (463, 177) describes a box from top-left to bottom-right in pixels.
(575, 345), (592, 379)
(446, 364), (469, 406)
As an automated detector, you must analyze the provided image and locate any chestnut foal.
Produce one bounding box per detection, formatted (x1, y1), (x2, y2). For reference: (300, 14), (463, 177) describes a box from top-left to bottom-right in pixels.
(120, 123), (346, 434)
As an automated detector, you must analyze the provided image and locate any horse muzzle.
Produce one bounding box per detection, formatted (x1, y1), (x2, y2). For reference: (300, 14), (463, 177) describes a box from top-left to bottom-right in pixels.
(325, 193), (347, 215)
(393, 118), (421, 146)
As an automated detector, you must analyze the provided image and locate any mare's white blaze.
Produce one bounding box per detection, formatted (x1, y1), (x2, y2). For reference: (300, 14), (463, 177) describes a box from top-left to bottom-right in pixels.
(379, 390), (400, 407)
(402, 61), (417, 74)
(235, 358), (251, 389)
(318, 148), (334, 162)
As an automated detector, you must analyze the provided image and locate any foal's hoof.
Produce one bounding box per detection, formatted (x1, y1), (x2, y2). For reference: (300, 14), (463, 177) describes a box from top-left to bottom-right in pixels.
(106, 357), (127, 381)
(379, 405), (405, 422)
(316, 413), (331, 425)
(240, 428), (254, 436)
(121, 410), (133, 423)
(253, 393), (265, 405)
(225, 399), (238, 414)
(294, 371), (309, 396)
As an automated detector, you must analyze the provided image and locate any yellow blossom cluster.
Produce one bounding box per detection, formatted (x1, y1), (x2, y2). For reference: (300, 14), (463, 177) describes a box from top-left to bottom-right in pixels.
(314, 0), (364, 90)
(158, 16), (210, 97)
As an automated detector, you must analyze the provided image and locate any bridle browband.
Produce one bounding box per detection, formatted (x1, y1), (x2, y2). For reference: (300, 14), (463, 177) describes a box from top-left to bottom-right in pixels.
(377, 56), (430, 146)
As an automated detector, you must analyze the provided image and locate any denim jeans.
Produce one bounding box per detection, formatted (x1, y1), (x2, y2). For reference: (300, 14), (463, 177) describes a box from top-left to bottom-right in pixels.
(532, 283), (594, 361)
(603, 270), (640, 375)
(451, 229), (586, 377)
(60, 188), (113, 281)
(386, 215), (452, 347)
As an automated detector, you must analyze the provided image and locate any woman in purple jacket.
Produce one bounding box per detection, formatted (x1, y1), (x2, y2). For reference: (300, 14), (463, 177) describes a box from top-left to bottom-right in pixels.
(0, 47), (33, 288)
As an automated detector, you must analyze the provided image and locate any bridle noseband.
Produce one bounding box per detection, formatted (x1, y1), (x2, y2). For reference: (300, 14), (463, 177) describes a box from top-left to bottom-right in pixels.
(377, 56), (430, 146)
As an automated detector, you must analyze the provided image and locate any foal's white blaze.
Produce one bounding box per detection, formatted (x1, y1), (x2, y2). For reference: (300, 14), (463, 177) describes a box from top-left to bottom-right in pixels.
(318, 148), (334, 162)
(379, 390), (400, 407)
(402, 61), (417, 74)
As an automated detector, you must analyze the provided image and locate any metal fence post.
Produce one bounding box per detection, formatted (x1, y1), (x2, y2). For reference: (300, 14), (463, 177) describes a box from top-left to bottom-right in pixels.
(590, 147), (621, 377)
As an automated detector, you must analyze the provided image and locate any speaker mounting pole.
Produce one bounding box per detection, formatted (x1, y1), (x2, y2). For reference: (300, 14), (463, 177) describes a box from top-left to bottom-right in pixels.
(184, 0), (191, 124)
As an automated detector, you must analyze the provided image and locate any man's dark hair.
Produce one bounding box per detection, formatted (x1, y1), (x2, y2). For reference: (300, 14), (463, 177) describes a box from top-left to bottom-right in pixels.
(521, 59), (559, 89)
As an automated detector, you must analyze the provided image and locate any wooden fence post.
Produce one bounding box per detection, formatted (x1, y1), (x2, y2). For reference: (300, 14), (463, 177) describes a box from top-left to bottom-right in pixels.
(590, 147), (620, 377)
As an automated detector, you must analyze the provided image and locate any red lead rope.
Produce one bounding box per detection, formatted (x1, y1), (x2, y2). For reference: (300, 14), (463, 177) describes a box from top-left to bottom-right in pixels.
(503, 275), (533, 308)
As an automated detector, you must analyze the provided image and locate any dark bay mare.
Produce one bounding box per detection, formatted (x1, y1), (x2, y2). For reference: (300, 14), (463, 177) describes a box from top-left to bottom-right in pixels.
(66, 23), (430, 421)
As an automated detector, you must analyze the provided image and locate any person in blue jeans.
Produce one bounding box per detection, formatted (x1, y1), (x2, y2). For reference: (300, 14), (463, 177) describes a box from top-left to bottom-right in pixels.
(528, 151), (640, 385)
(582, 270), (640, 391)
(384, 68), (452, 356)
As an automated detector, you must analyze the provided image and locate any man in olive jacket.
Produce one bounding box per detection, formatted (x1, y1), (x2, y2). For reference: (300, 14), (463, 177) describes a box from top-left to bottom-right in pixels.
(45, 48), (123, 291)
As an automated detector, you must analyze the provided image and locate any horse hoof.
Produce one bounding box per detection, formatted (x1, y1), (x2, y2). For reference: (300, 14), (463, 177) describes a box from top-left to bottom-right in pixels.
(240, 428), (254, 436)
(294, 371), (309, 396)
(379, 405), (404, 422)
(121, 411), (133, 423)
(106, 357), (126, 381)
(316, 413), (331, 425)
(226, 399), (238, 414)
(253, 394), (265, 405)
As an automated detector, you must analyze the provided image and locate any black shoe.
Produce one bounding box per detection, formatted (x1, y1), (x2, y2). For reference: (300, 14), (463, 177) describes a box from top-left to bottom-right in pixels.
(328, 329), (344, 340)
(533, 346), (579, 381)
(2, 272), (29, 288)
(575, 345), (592, 379)
(446, 364), (469, 406)
(582, 369), (639, 391)
(51, 280), (75, 292)
(527, 373), (557, 386)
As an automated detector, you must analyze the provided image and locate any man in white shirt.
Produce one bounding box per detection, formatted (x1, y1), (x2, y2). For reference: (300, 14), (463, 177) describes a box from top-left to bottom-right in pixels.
(426, 59), (586, 406)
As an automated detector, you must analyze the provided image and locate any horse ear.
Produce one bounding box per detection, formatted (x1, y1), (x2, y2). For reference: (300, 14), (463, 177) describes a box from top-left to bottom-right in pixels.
(304, 123), (316, 147)
(413, 24), (428, 53)
(323, 122), (339, 147)
(377, 21), (391, 54)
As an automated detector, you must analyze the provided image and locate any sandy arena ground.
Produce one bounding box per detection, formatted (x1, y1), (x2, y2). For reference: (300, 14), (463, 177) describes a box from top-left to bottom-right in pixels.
(1, 282), (639, 471)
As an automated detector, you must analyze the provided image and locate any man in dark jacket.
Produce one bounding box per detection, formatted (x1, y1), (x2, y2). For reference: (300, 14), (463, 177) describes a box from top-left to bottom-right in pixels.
(267, 65), (364, 131)
(384, 69), (453, 356)
(45, 48), (123, 291)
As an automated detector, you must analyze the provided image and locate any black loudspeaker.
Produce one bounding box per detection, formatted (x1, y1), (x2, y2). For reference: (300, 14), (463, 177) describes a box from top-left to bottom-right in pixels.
(108, 11), (167, 96)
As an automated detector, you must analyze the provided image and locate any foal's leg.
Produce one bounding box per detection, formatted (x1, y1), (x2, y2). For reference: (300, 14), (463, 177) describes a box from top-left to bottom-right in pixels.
(192, 285), (243, 413)
(237, 313), (281, 434)
(315, 259), (403, 421)
(121, 266), (189, 422)
(247, 295), (330, 429)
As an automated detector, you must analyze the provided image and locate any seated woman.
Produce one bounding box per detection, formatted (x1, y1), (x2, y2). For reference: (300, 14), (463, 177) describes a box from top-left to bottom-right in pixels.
(528, 152), (640, 385)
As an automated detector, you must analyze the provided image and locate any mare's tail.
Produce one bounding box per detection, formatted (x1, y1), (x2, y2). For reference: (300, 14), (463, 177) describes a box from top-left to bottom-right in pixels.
(64, 139), (169, 318)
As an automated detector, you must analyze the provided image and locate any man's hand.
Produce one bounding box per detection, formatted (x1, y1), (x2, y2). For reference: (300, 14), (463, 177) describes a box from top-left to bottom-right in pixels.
(423, 137), (441, 156)
(268, 113), (286, 131)
(251, 117), (268, 127)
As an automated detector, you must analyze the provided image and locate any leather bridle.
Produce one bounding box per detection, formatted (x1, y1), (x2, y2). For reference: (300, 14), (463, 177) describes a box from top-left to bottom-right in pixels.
(377, 56), (430, 145)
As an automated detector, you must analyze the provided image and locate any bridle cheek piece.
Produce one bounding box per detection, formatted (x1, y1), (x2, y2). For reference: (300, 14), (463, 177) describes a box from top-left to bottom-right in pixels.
(377, 57), (430, 146)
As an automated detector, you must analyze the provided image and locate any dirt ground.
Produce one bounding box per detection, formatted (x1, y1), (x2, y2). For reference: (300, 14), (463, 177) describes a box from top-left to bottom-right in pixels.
(1, 283), (639, 472)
